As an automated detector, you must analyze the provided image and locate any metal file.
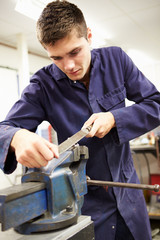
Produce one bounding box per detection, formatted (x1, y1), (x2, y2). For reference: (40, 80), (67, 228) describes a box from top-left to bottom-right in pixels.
(58, 125), (92, 155)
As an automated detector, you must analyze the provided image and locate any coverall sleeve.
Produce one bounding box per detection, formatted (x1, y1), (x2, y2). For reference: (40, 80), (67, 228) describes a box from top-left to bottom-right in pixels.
(0, 80), (46, 174)
(0, 125), (21, 174)
(111, 49), (160, 145)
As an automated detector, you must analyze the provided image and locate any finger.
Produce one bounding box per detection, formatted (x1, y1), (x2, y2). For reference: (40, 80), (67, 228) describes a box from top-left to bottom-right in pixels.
(19, 145), (49, 167)
(22, 162), (34, 168)
(86, 121), (99, 137)
(18, 157), (41, 168)
(47, 142), (59, 159)
(94, 127), (106, 138)
(82, 114), (97, 129)
(37, 140), (55, 160)
(82, 114), (97, 128)
(26, 161), (41, 168)
(30, 157), (48, 167)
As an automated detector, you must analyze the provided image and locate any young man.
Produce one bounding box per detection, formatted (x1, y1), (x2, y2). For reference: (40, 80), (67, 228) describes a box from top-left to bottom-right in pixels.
(0, 1), (160, 239)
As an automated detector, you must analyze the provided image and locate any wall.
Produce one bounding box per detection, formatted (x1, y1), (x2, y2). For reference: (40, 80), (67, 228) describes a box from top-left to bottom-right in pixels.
(0, 44), (51, 189)
(0, 44), (51, 74)
(138, 62), (160, 92)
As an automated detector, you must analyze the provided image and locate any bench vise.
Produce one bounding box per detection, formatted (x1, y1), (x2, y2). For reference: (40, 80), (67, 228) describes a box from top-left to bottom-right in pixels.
(0, 145), (89, 234)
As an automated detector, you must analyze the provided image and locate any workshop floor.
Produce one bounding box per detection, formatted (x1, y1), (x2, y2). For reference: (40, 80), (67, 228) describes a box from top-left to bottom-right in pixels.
(151, 220), (160, 240)
(152, 233), (160, 240)
(147, 197), (160, 240)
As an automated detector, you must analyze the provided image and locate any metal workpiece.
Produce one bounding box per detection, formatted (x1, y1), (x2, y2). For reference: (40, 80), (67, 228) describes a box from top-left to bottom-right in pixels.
(58, 125), (92, 155)
(0, 145), (89, 234)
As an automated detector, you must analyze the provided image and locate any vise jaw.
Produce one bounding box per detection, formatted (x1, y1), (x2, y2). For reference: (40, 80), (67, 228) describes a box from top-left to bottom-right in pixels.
(0, 145), (88, 234)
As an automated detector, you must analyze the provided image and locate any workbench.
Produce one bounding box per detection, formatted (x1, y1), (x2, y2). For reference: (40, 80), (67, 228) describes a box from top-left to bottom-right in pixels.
(0, 215), (94, 240)
(131, 136), (160, 166)
(131, 144), (160, 220)
(131, 144), (157, 156)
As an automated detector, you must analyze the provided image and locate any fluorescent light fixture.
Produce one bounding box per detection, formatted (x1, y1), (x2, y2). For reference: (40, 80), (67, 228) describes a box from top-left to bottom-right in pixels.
(15, 0), (112, 49)
(15, 0), (50, 21)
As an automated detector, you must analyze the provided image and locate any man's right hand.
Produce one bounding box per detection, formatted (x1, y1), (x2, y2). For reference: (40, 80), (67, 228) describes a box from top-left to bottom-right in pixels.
(10, 129), (59, 168)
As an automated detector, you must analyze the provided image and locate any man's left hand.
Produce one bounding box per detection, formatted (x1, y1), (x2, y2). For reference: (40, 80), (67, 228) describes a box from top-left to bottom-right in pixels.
(82, 112), (116, 138)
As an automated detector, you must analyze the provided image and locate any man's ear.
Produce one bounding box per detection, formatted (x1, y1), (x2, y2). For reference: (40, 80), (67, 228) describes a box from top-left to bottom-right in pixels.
(87, 27), (92, 44)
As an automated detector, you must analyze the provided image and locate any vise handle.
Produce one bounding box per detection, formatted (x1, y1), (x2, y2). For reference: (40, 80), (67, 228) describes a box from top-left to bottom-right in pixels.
(86, 177), (160, 192)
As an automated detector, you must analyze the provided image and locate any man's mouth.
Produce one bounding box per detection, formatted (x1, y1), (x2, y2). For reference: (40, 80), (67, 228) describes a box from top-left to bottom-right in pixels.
(68, 69), (80, 75)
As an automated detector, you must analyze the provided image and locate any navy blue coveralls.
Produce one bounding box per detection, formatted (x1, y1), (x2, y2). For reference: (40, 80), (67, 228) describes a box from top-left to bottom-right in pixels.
(0, 47), (160, 239)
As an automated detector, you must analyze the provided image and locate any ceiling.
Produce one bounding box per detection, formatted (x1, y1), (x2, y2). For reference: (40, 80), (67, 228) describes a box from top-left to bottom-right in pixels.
(0, 0), (160, 62)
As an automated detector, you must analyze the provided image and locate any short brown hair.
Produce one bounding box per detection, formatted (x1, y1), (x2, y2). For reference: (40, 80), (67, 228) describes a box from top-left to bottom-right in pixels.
(36, 0), (87, 47)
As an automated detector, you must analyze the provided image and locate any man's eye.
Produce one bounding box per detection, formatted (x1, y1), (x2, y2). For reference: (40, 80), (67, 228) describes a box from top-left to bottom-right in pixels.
(71, 49), (80, 56)
(52, 57), (62, 61)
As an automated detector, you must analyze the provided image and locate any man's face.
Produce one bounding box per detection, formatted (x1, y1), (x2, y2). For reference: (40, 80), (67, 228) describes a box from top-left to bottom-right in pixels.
(45, 28), (92, 81)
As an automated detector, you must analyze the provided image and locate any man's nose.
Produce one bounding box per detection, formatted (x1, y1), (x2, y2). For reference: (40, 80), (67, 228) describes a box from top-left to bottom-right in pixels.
(64, 58), (75, 71)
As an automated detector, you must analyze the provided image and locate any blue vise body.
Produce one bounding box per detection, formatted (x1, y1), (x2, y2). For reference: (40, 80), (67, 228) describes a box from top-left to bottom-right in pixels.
(0, 145), (89, 234)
